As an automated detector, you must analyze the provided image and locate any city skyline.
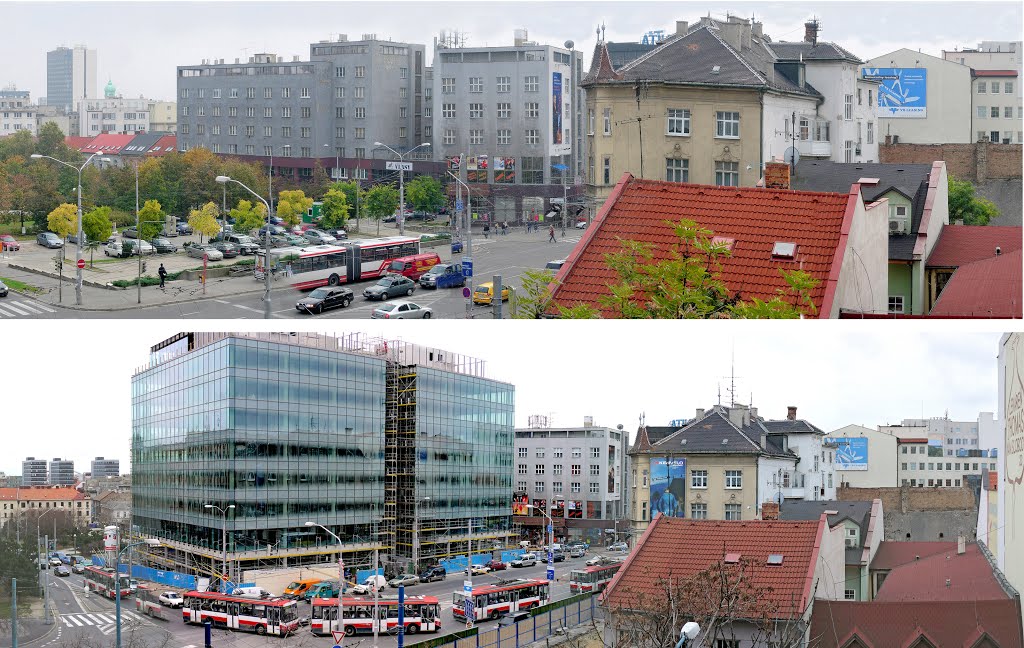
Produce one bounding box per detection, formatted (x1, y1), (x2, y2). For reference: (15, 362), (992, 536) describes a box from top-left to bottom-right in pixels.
(1, 1), (1019, 105)
(0, 322), (1003, 476)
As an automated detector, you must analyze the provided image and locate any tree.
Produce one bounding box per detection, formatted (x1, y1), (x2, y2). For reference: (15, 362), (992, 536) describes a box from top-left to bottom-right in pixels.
(309, 159), (330, 199)
(137, 199), (165, 240)
(82, 206), (113, 267)
(276, 189), (313, 228)
(318, 189), (350, 230)
(948, 175), (999, 226)
(0, 535), (39, 600)
(364, 183), (399, 235)
(188, 202), (221, 243)
(512, 269), (560, 319)
(47, 203), (78, 240)
(329, 181), (364, 230)
(230, 199), (268, 236)
(405, 175), (445, 214)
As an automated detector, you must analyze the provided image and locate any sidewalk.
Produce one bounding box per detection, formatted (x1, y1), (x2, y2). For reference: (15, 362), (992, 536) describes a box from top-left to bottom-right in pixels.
(0, 599), (59, 648)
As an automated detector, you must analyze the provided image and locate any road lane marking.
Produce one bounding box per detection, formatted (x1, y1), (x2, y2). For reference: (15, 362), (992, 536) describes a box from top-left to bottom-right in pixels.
(1, 301), (31, 315)
(233, 304), (262, 313)
(30, 301), (56, 312)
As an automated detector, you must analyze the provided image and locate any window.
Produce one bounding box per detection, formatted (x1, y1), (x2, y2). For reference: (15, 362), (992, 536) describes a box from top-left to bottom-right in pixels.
(535, 465), (545, 475)
(535, 449), (545, 458)
(399, 67), (408, 79)
(901, 447), (907, 454)
(1006, 106), (1014, 118)
(264, 107), (273, 118)
(571, 482), (581, 493)
(691, 503), (707, 519)
(279, 106), (290, 118)
(354, 87), (365, 99)
(280, 87), (291, 99)
(469, 129), (484, 145)
(978, 106), (988, 119)
(228, 125), (236, 136)
(301, 107), (311, 118)
(844, 94), (854, 120)
(496, 76), (511, 93)
(587, 109), (595, 135)
(867, 121), (874, 144)
(301, 127), (310, 139)
(590, 482), (600, 494)
(992, 82), (1001, 93)
(399, 87), (407, 99)
(354, 127), (365, 139)
(441, 77), (455, 94)
(355, 107), (366, 119)
(246, 87), (255, 99)
(354, 66), (365, 79)
(716, 111), (739, 138)
(497, 129), (511, 145)
(691, 470), (707, 489)
(571, 448), (582, 458)
(844, 589), (856, 600)
(263, 87), (271, 99)
(469, 103), (483, 118)
(603, 107), (611, 134)
(553, 448), (563, 459)
(424, 106), (431, 118)
(518, 448), (527, 458)
(978, 81), (987, 93)
(335, 107), (345, 119)
(535, 481), (544, 493)
(857, 88), (862, 105)
(725, 470), (742, 489)
(442, 129), (455, 145)
(524, 129), (539, 145)
(553, 482), (563, 493)
(246, 125), (254, 137)
(1006, 81), (1014, 94)
(336, 87), (345, 99)
(518, 463), (528, 475)
(263, 126), (272, 137)
(497, 103), (511, 119)
(229, 106), (237, 117)
(889, 296), (905, 313)
(553, 465), (563, 476)
(442, 104), (455, 119)
(714, 161), (739, 186)
(469, 77), (483, 93)
(181, 106), (189, 117)
(571, 465), (582, 476)
(667, 108), (690, 135)
(210, 124), (220, 136)
(525, 102), (540, 118)
(335, 127), (345, 138)
(666, 158), (689, 183)
(602, 156), (611, 184)
(589, 465), (600, 476)
(335, 66), (345, 78)
(517, 480), (527, 492)
(724, 504), (742, 520)
(641, 502), (648, 519)
(844, 140), (854, 163)
(524, 76), (539, 92)
(992, 107), (1000, 118)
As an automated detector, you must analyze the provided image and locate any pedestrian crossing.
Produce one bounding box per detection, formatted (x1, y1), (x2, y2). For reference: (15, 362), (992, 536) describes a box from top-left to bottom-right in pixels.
(0, 298), (56, 317)
(61, 611), (148, 629)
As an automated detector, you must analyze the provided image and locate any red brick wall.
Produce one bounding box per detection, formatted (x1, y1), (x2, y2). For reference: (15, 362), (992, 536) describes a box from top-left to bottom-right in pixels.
(879, 141), (1022, 182)
(838, 485), (976, 512)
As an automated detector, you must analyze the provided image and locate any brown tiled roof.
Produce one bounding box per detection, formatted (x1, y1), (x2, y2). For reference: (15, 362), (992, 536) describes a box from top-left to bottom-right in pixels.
(874, 542), (1010, 602)
(930, 249), (1023, 318)
(870, 541), (956, 571)
(926, 225), (1023, 268)
(0, 487), (86, 501)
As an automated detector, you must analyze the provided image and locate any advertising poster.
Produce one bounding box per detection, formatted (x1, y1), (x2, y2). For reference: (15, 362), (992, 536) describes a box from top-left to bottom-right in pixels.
(552, 72), (563, 145)
(494, 157), (516, 183)
(861, 67), (927, 118)
(532, 499), (547, 513)
(567, 501), (583, 519)
(447, 156), (461, 171)
(649, 457), (686, 519)
(513, 491), (529, 515)
(826, 437), (869, 470)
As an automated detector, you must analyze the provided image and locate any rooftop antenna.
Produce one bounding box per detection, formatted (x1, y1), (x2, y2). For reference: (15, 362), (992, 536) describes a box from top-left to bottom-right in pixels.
(601, 22), (606, 41)
(717, 382), (722, 406)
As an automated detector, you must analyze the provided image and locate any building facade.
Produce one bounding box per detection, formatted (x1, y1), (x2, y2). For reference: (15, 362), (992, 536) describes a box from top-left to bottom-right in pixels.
(78, 81), (152, 135)
(148, 100), (177, 133)
(34, 104), (77, 136)
(827, 424), (901, 488)
(894, 437), (997, 488)
(0, 89), (36, 137)
(969, 70), (1021, 144)
(46, 45), (97, 113)
(90, 457), (120, 478)
(21, 458), (48, 487)
(48, 459), (75, 486)
(758, 406), (838, 504)
(0, 486), (92, 529)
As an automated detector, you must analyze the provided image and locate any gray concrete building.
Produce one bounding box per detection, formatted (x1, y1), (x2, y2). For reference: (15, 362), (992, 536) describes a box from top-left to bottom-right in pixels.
(48, 458), (76, 486)
(90, 457), (120, 479)
(21, 458), (47, 487)
(47, 45), (97, 113)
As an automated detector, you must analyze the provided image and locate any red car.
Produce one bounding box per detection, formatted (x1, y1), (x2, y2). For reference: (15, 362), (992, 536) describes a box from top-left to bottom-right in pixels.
(1, 235), (20, 251)
(487, 560), (507, 571)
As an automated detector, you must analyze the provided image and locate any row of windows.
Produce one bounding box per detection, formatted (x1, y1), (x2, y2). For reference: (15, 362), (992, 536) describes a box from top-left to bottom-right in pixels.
(439, 127), (552, 146)
(900, 461), (995, 471)
(902, 478), (964, 487)
(977, 81), (1015, 94)
(634, 469), (743, 489)
(975, 106), (1022, 119)
(442, 76), (540, 93)
(182, 87), (314, 99)
(516, 447), (598, 459)
(523, 481), (601, 494)
(440, 101), (543, 119)
(589, 108), (741, 139)
(516, 464), (605, 476)
(636, 501), (742, 521)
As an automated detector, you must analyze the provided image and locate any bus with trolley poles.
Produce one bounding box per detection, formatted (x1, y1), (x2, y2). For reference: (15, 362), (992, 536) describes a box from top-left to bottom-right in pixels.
(451, 579), (550, 622)
(134, 586), (166, 619)
(255, 236), (421, 290)
(568, 561), (623, 594)
(310, 595), (441, 637)
(181, 590), (300, 636)
(83, 565), (131, 600)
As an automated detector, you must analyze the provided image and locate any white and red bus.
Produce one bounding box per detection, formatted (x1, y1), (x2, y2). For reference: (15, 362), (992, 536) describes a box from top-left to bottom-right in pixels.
(569, 562), (623, 594)
(83, 566), (131, 600)
(134, 586), (167, 619)
(310, 595), (441, 637)
(256, 236), (421, 290)
(452, 579), (550, 622)
(182, 590), (300, 636)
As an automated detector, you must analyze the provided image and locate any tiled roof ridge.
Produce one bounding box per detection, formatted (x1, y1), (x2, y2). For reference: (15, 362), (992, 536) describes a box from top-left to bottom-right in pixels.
(585, 42), (625, 83)
(702, 25), (768, 86)
(631, 424), (653, 453)
(617, 30), (688, 73)
(630, 177), (845, 200)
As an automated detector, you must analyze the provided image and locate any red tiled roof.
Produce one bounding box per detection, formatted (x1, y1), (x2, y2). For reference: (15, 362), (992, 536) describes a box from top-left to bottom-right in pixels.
(870, 541), (956, 571)
(0, 487), (86, 501)
(65, 136), (96, 152)
(81, 133), (136, 154)
(973, 69), (1019, 77)
(875, 542), (1009, 602)
(147, 134), (177, 156)
(930, 249), (1022, 318)
(602, 515), (824, 618)
(548, 175), (853, 318)
(926, 225), (1022, 268)
(896, 438), (929, 444)
(810, 599), (1024, 648)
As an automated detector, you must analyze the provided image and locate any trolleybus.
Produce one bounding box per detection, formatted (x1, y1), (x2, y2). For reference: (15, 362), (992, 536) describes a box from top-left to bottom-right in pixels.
(310, 595), (441, 636)
(83, 566), (131, 600)
(181, 590), (300, 636)
(451, 579), (549, 622)
(568, 561), (623, 594)
(256, 236), (421, 290)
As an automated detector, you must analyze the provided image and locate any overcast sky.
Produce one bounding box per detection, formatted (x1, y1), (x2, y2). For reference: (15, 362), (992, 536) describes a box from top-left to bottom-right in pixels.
(1, 0), (1020, 103)
(0, 322), (1007, 476)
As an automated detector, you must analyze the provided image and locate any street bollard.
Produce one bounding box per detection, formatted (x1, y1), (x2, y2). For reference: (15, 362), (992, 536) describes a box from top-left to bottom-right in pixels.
(204, 620), (212, 648)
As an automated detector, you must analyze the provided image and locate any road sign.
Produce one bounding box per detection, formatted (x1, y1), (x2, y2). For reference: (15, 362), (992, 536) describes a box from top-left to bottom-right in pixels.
(547, 568), (555, 580)
(462, 259), (473, 277)
(466, 621), (473, 629)
(332, 630), (346, 643)
(456, 200), (464, 212)
(76, 258), (85, 269)
(463, 599), (474, 619)
(463, 580), (472, 593)
(547, 524), (553, 534)
(386, 161), (414, 172)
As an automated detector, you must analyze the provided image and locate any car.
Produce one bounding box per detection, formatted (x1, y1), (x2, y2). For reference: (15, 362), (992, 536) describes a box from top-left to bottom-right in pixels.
(472, 281), (510, 305)
(268, 215), (284, 226)
(282, 233), (307, 246)
(575, 220), (588, 229)
(486, 560), (507, 571)
(54, 565), (70, 577)
(586, 555), (612, 566)
(469, 565), (491, 576)
(129, 579), (139, 593)
(608, 542), (629, 552)
(323, 228), (348, 240)
(418, 566), (447, 583)
(49, 557), (62, 567)
(418, 263), (465, 289)
(303, 229), (337, 245)
(211, 241), (239, 258)
(72, 563), (85, 574)
(0, 280), (7, 298)
(184, 243), (223, 261)
(175, 221), (193, 235)
(149, 237), (178, 254)
(36, 232), (63, 249)
(544, 259), (566, 272)
(371, 300), (432, 319)
(569, 547), (586, 559)
(510, 554), (537, 568)
(351, 575), (387, 595)
(1, 234), (20, 251)
(121, 226), (140, 239)
(258, 224), (287, 238)
(226, 234), (260, 254)
(158, 592), (184, 608)
(296, 286), (354, 314)
(363, 274), (416, 301)
(387, 573), (419, 588)
(547, 550), (566, 563)
(497, 611), (530, 627)
(160, 226), (178, 238)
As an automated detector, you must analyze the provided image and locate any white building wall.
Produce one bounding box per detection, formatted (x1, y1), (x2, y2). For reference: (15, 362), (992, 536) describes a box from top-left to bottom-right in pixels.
(970, 74), (1021, 144)
(828, 424), (898, 488)
(757, 455), (798, 508)
(829, 189), (889, 316)
(78, 97), (151, 135)
(787, 433), (837, 500)
(802, 61), (880, 163)
(761, 92), (818, 163)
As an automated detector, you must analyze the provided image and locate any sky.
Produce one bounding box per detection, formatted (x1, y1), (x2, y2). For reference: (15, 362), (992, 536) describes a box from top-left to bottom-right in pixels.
(1, 0), (1021, 103)
(0, 321), (1010, 476)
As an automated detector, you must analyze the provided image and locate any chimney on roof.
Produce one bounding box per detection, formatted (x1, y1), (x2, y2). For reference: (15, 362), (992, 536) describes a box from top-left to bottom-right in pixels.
(676, 21), (688, 35)
(696, 408), (705, 420)
(760, 431), (767, 449)
(752, 21), (763, 38)
(957, 533), (966, 554)
(728, 404), (750, 428)
(996, 246), (1002, 256)
(945, 578), (951, 588)
(787, 406), (798, 421)
(804, 19), (820, 46)
(750, 406), (758, 419)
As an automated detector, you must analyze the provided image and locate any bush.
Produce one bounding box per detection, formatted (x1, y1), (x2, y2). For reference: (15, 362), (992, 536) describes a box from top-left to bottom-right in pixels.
(108, 208), (137, 228)
(111, 270), (183, 288)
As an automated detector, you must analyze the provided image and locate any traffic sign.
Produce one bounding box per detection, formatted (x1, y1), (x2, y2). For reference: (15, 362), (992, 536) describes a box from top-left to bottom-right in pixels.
(466, 621), (473, 629)
(463, 599), (474, 619)
(463, 580), (472, 593)
(462, 259), (473, 277)
(332, 630), (346, 643)
(547, 568), (555, 580)
(76, 258), (85, 269)
(455, 200), (464, 212)
(462, 287), (471, 298)
(547, 524), (553, 534)
(386, 161), (414, 172)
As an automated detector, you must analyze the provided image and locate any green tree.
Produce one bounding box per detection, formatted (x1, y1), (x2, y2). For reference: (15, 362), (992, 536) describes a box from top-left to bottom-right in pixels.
(364, 183), (399, 235)
(0, 535), (39, 599)
(137, 199), (165, 240)
(948, 175), (1000, 226)
(47, 203), (78, 239)
(329, 181), (364, 230)
(276, 189), (313, 228)
(512, 269), (559, 319)
(230, 199), (268, 236)
(188, 202), (221, 242)
(309, 159), (331, 199)
(82, 206), (113, 267)
(318, 189), (350, 230)
(405, 175), (445, 213)
(36, 122), (70, 158)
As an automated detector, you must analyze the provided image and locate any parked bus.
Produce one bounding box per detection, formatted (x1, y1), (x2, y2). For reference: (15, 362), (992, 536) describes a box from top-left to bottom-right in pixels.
(451, 579), (550, 622)
(181, 590), (300, 636)
(568, 562), (623, 594)
(83, 566), (131, 600)
(255, 236), (421, 290)
(310, 595), (441, 637)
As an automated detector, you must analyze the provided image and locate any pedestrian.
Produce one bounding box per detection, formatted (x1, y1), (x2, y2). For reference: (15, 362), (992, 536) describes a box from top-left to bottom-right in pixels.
(158, 263), (167, 288)
(548, 225), (556, 243)
(483, 224), (490, 239)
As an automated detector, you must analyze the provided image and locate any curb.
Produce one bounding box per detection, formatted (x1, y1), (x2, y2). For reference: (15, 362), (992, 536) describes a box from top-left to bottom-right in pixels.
(54, 280), (269, 312)
(7, 263), (122, 290)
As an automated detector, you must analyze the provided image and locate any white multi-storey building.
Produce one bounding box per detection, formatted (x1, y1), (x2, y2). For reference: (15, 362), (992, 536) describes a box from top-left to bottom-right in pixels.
(943, 42), (1022, 144)
(78, 81), (151, 135)
(0, 89), (36, 137)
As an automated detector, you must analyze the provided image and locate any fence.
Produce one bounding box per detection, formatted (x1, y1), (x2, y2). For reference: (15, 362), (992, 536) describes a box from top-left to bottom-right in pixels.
(90, 555), (198, 591)
(409, 593), (600, 648)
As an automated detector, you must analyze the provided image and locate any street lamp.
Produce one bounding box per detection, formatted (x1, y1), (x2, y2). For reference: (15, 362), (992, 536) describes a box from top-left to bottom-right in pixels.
(203, 504), (235, 587)
(115, 539), (161, 648)
(36, 509), (58, 625)
(524, 504), (556, 581)
(674, 621), (701, 648)
(305, 522), (345, 642)
(373, 141), (430, 235)
(446, 167), (475, 319)
(216, 175), (273, 319)
(30, 151), (111, 305)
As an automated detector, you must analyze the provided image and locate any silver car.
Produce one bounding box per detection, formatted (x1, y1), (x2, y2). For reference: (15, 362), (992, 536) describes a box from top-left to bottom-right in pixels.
(185, 244), (223, 261)
(304, 229), (338, 245)
(371, 301), (433, 319)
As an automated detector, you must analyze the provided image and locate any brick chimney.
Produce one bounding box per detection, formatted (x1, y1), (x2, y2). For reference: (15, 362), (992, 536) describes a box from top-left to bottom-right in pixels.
(787, 406), (798, 421)
(804, 20), (819, 45)
(761, 502), (780, 520)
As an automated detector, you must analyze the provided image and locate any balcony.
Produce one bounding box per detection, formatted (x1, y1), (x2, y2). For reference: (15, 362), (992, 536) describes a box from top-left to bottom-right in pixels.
(796, 138), (832, 157)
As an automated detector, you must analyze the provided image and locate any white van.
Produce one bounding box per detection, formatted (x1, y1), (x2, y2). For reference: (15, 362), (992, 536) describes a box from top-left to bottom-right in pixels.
(351, 575), (387, 595)
(510, 553), (537, 568)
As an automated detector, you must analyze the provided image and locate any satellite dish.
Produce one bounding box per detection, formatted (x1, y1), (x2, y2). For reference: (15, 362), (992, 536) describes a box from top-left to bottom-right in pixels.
(784, 147), (801, 166)
(564, 40), (575, 49)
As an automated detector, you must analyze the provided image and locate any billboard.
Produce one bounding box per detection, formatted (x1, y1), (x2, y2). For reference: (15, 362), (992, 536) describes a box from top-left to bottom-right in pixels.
(552, 72), (563, 145)
(512, 491), (530, 516)
(861, 67), (927, 118)
(826, 437), (869, 471)
(649, 457), (686, 519)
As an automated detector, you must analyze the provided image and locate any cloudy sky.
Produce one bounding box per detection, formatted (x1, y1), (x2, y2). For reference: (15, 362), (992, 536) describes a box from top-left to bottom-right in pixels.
(1, 0), (1020, 102)
(0, 321), (1008, 476)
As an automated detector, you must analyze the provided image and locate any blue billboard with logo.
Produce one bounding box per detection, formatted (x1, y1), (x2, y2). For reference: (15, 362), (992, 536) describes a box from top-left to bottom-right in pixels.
(861, 67), (927, 118)
(826, 437), (869, 471)
(649, 457), (686, 519)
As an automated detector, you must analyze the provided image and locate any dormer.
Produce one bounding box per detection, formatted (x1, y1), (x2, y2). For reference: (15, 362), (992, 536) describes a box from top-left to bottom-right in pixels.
(775, 60), (806, 88)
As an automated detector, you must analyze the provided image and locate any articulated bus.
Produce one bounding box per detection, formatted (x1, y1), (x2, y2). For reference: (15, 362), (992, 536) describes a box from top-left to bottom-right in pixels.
(182, 590), (300, 636)
(310, 595), (441, 637)
(451, 579), (550, 622)
(568, 562), (623, 594)
(256, 236), (421, 290)
(83, 566), (131, 600)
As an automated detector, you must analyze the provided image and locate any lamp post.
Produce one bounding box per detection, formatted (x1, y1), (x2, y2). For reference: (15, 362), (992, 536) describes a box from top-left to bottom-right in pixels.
(116, 539), (160, 648)
(525, 505), (556, 581)
(674, 621), (701, 648)
(203, 504), (235, 587)
(305, 522), (344, 642)
(446, 166), (474, 319)
(36, 509), (57, 625)
(30, 151), (110, 305)
(216, 175), (273, 319)
(373, 142), (431, 236)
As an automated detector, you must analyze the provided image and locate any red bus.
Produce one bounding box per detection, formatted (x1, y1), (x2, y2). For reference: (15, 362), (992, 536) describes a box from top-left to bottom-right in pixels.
(256, 236), (421, 290)
(310, 595), (441, 636)
(569, 562), (623, 594)
(452, 579), (550, 622)
(182, 590), (300, 636)
(83, 566), (131, 600)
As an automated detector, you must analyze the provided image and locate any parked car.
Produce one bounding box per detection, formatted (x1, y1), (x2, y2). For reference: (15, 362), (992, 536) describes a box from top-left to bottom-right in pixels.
(0, 234), (20, 251)
(296, 286), (354, 314)
(121, 226), (140, 239)
(258, 224), (287, 238)
(324, 228), (348, 240)
(268, 215), (284, 225)
(66, 232), (89, 244)
(184, 243), (223, 261)
(158, 592), (183, 608)
(175, 221), (193, 235)
(419, 263), (465, 289)
(510, 554), (537, 568)
(569, 547), (586, 559)
(282, 233), (307, 246)
(54, 565), (71, 577)
(586, 555), (611, 566)
(211, 241), (239, 258)
(225, 234), (260, 254)
(387, 573), (419, 588)
(0, 280), (7, 298)
(303, 229), (337, 245)
(418, 566), (447, 583)
(149, 237), (178, 254)
(363, 274), (416, 301)
(497, 611), (530, 627)
(486, 560), (507, 571)
(472, 281), (510, 305)
(36, 232), (63, 248)
(72, 563), (85, 574)
(469, 565), (491, 576)
(608, 542), (629, 552)
(370, 300), (432, 319)
(547, 550), (566, 563)
(544, 259), (566, 272)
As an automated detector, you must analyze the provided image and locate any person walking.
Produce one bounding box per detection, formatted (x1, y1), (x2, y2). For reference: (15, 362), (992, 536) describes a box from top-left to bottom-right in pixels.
(483, 224), (490, 239)
(158, 263), (167, 288)
(548, 224), (556, 243)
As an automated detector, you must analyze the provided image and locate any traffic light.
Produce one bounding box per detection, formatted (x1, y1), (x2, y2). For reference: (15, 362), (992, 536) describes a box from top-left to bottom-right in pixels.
(54, 257), (62, 272)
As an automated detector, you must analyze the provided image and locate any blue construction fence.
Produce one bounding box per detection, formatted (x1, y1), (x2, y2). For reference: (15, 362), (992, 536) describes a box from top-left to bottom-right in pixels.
(90, 555), (199, 591)
(355, 567), (384, 583)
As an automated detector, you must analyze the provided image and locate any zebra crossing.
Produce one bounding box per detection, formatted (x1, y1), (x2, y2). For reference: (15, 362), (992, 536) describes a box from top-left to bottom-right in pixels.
(61, 610), (149, 633)
(0, 297), (56, 317)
